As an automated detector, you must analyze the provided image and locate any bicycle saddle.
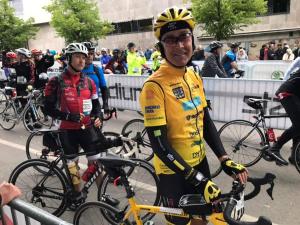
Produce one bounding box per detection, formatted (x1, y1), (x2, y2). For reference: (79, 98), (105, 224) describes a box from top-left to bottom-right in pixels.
(98, 154), (138, 169)
(246, 98), (269, 109)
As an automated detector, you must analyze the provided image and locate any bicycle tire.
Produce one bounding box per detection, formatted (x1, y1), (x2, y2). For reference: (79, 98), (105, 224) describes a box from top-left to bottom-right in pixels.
(23, 104), (53, 132)
(97, 158), (160, 223)
(0, 90), (8, 114)
(0, 102), (16, 130)
(218, 120), (265, 167)
(293, 142), (300, 174)
(8, 159), (68, 216)
(121, 119), (154, 161)
(73, 201), (126, 225)
(25, 131), (64, 169)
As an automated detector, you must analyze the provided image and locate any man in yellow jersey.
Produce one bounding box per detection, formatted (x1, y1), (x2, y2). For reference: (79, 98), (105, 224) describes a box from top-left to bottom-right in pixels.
(139, 7), (248, 225)
(127, 42), (149, 75)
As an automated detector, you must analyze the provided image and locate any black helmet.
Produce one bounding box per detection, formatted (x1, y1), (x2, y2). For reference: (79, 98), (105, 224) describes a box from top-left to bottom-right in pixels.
(230, 42), (241, 49)
(113, 48), (120, 54)
(82, 42), (95, 51)
(209, 41), (223, 52)
(127, 42), (135, 49)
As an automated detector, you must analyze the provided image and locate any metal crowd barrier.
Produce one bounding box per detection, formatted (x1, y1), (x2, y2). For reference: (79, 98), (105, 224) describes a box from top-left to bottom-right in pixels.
(0, 198), (72, 225)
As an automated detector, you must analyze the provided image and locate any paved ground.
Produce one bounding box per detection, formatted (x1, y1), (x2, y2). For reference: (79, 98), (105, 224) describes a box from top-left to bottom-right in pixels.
(0, 110), (299, 224)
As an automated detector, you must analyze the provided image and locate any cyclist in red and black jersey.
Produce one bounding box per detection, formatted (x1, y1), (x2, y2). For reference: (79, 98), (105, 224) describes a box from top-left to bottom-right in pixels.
(44, 43), (122, 193)
(266, 70), (300, 165)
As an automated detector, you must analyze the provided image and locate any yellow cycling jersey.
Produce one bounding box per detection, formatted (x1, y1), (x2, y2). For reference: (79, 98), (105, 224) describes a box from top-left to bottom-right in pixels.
(139, 61), (207, 174)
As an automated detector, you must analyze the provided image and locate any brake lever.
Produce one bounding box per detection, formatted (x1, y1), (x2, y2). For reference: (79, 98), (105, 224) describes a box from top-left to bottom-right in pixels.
(265, 173), (276, 200)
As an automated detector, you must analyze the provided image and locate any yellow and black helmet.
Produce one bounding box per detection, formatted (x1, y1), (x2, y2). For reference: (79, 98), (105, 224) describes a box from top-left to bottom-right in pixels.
(154, 7), (196, 40)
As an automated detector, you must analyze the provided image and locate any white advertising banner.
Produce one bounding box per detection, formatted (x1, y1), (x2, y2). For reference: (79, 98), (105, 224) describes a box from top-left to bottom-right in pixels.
(106, 75), (291, 129)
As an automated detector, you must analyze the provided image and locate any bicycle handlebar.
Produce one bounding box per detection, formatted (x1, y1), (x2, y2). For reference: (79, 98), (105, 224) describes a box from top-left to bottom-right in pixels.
(102, 108), (117, 121)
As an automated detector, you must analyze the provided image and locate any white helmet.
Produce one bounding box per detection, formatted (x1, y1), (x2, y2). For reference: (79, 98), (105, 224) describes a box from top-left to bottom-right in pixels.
(16, 48), (31, 58)
(65, 43), (88, 57)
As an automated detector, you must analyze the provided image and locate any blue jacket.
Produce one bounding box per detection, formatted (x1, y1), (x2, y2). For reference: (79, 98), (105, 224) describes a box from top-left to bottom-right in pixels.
(82, 64), (106, 94)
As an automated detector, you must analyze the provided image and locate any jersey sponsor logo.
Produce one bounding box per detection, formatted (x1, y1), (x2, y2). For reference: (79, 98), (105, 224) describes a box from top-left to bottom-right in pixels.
(182, 96), (201, 111)
(191, 84), (200, 91)
(145, 116), (164, 121)
(189, 130), (200, 138)
(145, 90), (155, 99)
(172, 86), (185, 99)
(191, 140), (202, 147)
(186, 112), (201, 121)
(145, 105), (160, 113)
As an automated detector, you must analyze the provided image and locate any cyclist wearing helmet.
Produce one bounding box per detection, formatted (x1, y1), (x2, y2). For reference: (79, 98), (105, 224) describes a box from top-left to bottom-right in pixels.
(105, 48), (127, 74)
(201, 41), (227, 78)
(81, 42), (109, 113)
(100, 48), (111, 69)
(139, 7), (248, 225)
(221, 42), (240, 77)
(126, 42), (149, 75)
(31, 49), (54, 89)
(44, 43), (122, 194)
(2, 52), (17, 79)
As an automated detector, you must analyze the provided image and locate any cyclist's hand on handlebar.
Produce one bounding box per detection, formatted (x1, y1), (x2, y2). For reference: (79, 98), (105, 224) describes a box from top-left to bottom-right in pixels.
(186, 169), (221, 203)
(94, 117), (102, 128)
(221, 158), (248, 184)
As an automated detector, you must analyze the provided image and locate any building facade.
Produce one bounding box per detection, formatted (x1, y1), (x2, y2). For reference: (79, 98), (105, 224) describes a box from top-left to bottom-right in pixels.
(10, 0), (299, 59)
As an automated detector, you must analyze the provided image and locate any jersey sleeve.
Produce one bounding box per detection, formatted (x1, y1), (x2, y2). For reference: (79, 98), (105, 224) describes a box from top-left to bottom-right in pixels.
(90, 78), (98, 100)
(139, 81), (166, 127)
(97, 66), (107, 87)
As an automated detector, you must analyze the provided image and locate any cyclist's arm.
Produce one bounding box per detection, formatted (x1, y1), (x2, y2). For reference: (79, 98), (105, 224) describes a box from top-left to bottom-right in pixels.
(203, 107), (227, 161)
(208, 55), (227, 78)
(43, 77), (68, 120)
(97, 67), (109, 110)
(146, 125), (193, 177)
(28, 61), (35, 85)
(230, 61), (239, 71)
(90, 79), (102, 118)
(284, 57), (300, 80)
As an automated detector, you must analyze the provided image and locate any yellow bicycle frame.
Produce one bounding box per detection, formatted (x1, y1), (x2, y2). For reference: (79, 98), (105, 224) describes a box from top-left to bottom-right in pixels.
(122, 197), (227, 225)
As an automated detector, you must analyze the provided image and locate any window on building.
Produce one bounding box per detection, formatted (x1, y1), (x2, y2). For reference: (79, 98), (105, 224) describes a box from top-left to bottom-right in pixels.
(267, 0), (290, 15)
(109, 18), (153, 35)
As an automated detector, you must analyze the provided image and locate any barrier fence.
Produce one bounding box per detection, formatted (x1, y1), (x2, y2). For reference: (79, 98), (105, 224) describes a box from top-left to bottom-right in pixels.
(0, 199), (72, 225)
(104, 75), (290, 130)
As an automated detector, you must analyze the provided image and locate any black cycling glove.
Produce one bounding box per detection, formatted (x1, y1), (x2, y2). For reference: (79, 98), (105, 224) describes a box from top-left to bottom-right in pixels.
(221, 158), (246, 177)
(186, 169), (221, 203)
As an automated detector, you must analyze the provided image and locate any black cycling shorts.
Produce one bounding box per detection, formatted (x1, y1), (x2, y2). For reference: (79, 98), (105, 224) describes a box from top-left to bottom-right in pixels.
(59, 127), (101, 158)
(158, 157), (211, 225)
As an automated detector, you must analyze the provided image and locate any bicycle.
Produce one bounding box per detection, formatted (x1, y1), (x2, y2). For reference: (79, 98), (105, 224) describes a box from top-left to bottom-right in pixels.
(8, 144), (160, 219)
(0, 86), (53, 132)
(73, 155), (275, 225)
(121, 118), (153, 161)
(215, 98), (300, 176)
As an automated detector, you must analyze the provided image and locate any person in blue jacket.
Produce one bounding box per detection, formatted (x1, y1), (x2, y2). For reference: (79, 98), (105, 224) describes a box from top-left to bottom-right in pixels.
(221, 42), (240, 78)
(82, 42), (109, 113)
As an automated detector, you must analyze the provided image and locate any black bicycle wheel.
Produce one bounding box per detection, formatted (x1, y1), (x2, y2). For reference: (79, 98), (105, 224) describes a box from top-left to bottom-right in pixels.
(121, 119), (153, 161)
(25, 131), (63, 169)
(74, 201), (125, 225)
(218, 120), (265, 167)
(0, 90), (8, 114)
(97, 158), (160, 223)
(8, 159), (68, 216)
(293, 142), (300, 174)
(0, 102), (16, 130)
(23, 104), (53, 132)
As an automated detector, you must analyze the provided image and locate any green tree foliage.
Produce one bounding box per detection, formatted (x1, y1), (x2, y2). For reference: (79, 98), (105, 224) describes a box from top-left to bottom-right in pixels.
(191, 0), (267, 40)
(45, 0), (114, 43)
(0, 0), (38, 51)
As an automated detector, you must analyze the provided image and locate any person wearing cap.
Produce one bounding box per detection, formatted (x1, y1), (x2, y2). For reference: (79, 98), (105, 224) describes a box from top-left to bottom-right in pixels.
(126, 42), (149, 75)
(81, 42), (109, 113)
(105, 48), (127, 74)
(139, 7), (248, 225)
(201, 41), (227, 78)
(2, 51), (17, 79)
(221, 42), (241, 77)
(31, 49), (54, 89)
(100, 48), (111, 69)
